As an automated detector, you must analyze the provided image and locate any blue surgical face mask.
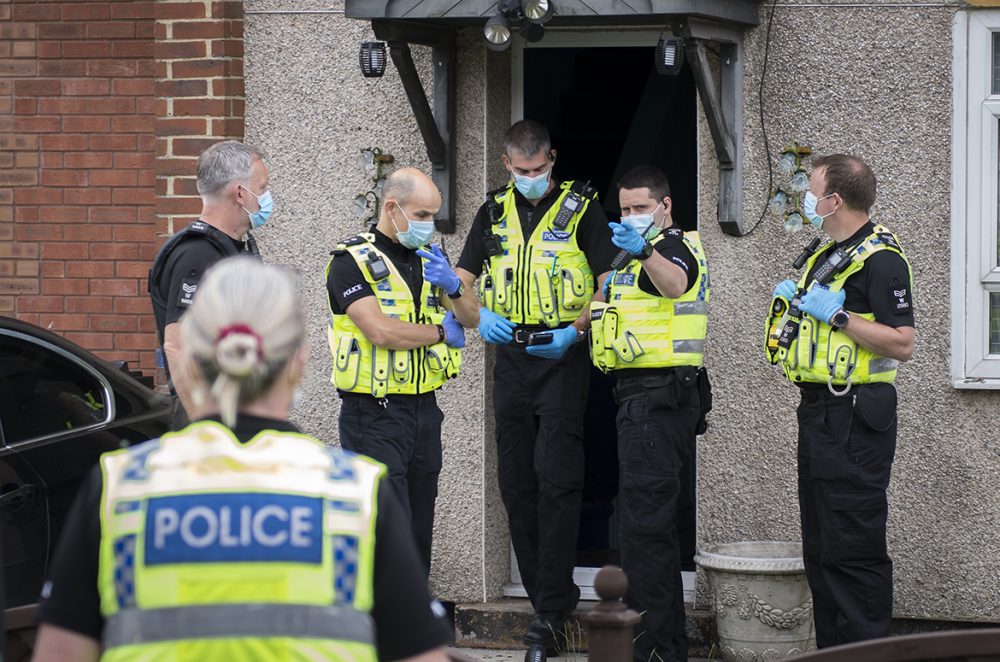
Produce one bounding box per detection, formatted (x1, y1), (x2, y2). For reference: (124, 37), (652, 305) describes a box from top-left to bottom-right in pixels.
(241, 186), (274, 229)
(393, 206), (435, 249)
(803, 191), (835, 229)
(621, 202), (663, 239)
(512, 170), (551, 199)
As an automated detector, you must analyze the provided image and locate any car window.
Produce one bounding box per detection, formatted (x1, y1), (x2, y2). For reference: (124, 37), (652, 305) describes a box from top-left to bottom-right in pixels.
(0, 332), (110, 444)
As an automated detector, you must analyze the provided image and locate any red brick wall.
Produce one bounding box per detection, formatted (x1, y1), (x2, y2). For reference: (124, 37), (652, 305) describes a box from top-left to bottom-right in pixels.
(1, 0), (244, 376)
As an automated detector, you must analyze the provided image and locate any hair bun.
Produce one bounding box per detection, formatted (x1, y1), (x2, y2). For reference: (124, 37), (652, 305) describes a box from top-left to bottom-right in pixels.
(214, 324), (262, 378)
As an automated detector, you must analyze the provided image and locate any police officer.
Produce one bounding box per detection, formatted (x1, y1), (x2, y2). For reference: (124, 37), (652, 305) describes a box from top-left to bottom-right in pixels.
(766, 154), (915, 647)
(590, 165), (709, 662)
(148, 140), (270, 428)
(452, 120), (617, 660)
(34, 258), (452, 662)
(325, 168), (474, 578)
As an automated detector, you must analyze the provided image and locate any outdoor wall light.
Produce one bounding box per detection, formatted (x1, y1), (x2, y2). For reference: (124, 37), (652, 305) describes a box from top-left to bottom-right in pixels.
(484, 15), (513, 51)
(484, 0), (555, 50)
(523, 0), (555, 24)
(655, 36), (685, 76)
(359, 41), (387, 78)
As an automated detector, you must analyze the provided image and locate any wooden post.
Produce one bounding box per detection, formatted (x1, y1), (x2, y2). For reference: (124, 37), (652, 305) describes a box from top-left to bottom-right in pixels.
(585, 565), (641, 662)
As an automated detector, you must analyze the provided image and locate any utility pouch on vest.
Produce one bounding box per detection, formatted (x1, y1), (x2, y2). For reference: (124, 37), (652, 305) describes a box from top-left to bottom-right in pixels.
(446, 346), (461, 378)
(853, 383), (897, 432)
(333, 336), (361, 391)
(390, 350), (411, 384)
(796, 317), (818, 370)
(590, 303), (609, 368)
(559, 267), (590, 313)
(532, 269), (559, 327)
(371, 350), (390, 398)
(424, 343), (447, 373)
(599, 305), (620, 370)
(765, 296), (789, 364)
(612, 331), (645, 364)
(494, 268), (514, 312)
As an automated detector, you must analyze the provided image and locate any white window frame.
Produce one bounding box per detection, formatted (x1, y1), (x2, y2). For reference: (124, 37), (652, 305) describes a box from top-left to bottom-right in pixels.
(952, 11), (1000, 389)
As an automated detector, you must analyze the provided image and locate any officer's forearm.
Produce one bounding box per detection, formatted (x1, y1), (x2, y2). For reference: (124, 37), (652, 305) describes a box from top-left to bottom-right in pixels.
(449, 268), (482, 328)
(641, 252), (688, 299)
(163, 323), (201, 418)
(365, 317), (443, 351)
(842, 316), (915, 362)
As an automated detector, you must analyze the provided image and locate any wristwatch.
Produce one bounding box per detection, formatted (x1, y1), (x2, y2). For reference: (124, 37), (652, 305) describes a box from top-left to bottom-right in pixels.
(447, 281), (465, 300)
(637, 240), (654, 261)
(830, 309), (850, 330)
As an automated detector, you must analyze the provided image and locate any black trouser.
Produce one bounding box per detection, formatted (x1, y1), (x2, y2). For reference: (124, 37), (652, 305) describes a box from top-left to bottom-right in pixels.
(616, 368), (700, 662)
(338, 390), (443, 577)
(494, 341), (590, 620)
(797, 383), (897, 648)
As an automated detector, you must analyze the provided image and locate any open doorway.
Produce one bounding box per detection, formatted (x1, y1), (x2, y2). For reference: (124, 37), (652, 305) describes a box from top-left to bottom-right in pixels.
(508, 32), (699, 601)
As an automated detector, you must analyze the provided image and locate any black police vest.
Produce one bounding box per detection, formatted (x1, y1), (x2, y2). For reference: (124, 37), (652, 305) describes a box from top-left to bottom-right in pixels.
(148, 221), (259, 344)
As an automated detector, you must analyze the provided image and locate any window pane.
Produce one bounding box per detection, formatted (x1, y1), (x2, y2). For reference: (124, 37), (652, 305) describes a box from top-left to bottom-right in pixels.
(992, 293), (1000, 355)
(0, 335), (106, 443)
(993, 32), (1000, 94)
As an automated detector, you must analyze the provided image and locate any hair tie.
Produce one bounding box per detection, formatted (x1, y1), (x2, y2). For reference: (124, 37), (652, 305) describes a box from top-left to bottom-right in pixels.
(216, 323), (263, 360)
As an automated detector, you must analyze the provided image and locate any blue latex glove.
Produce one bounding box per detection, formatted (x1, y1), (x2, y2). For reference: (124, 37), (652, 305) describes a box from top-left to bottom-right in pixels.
(602, 270), (617, 299)
(416, 244), (461, 296)
(525, 325), (579, 360)
(442, 311), (465, 348)
(609, 221), (646, 256)
(799, 285), (846, 324)
(772, 279), (797, 301)
(478, 307), (516, 344)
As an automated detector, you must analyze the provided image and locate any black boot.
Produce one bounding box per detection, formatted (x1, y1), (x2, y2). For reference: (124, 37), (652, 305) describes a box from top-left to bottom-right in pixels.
(524, 643), (547, 662)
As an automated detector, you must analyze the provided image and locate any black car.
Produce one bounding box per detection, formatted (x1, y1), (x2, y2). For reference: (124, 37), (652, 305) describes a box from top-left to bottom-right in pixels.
(0, 315), (173, 657)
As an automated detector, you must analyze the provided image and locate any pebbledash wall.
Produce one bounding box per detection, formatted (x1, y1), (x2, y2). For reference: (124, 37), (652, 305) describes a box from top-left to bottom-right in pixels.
(6, 0), (1000, 622)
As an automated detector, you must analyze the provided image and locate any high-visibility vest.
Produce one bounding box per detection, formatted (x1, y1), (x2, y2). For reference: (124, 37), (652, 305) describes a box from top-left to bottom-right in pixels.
(325, 234), (461, 398)
(97, 420), (384, 662)
(479, 181), (596, 327)
(590, 230), (710, 372)
(765, 224), (912, 390)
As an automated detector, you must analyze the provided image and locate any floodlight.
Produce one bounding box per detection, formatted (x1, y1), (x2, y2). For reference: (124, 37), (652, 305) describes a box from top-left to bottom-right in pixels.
(484, 15), (513, 51)
(522, 0), (555, 24)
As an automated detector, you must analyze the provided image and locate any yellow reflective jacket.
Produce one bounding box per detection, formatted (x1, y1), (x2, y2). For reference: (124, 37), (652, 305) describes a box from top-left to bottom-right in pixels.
(480, 181), (596, 327)
(590, 229), (710, 372)
(97, 421), (383, 662)
(765, 224), (912, 391)
(326, 234), (461, 398)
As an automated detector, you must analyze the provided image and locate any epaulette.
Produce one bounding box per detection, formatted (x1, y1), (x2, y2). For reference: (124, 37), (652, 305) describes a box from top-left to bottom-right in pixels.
(330, 234), (371, 256)
(569, 180), (598, 201)
(876, 231), (901, 252)
(665, 227), (684, 238)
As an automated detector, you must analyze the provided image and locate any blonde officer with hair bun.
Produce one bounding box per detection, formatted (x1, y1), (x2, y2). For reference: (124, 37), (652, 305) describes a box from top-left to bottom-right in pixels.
(33, 256), (452, 662)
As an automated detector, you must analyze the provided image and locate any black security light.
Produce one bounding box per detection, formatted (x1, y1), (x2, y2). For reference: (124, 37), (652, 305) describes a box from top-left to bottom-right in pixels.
(484, 0), (555, 51)
(655, 36), (685, 76)
(359, 41), (387, 78)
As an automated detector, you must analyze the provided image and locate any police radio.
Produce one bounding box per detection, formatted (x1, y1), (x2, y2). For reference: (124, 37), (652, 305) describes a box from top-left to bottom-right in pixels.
(551, 188), (585, 231)
(365, 251), (390, 281)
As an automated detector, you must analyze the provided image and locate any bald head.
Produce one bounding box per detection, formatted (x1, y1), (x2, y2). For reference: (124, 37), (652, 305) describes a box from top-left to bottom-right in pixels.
(378, 167), (441, 241)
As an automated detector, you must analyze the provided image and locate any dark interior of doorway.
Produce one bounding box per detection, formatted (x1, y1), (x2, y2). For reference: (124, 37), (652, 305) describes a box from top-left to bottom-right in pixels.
(523, 45), (699, 572)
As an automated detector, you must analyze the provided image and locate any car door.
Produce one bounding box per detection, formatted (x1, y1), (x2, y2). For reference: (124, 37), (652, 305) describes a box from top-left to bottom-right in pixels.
(0, 329), (113, 609)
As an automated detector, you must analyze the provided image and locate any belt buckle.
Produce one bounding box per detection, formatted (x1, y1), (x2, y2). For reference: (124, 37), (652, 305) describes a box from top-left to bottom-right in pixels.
(514, 329), (531, 344)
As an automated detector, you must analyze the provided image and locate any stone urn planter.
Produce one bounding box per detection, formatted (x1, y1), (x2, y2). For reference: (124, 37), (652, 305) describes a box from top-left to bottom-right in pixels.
(694, 541), (816, 661)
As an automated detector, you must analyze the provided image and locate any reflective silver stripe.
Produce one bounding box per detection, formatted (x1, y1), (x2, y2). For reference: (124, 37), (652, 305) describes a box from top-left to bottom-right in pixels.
(868, 357), (899, 375)
(674, 302), (708, 315)
(103, 604), (374, 649)
(673, 339), (705, 354)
